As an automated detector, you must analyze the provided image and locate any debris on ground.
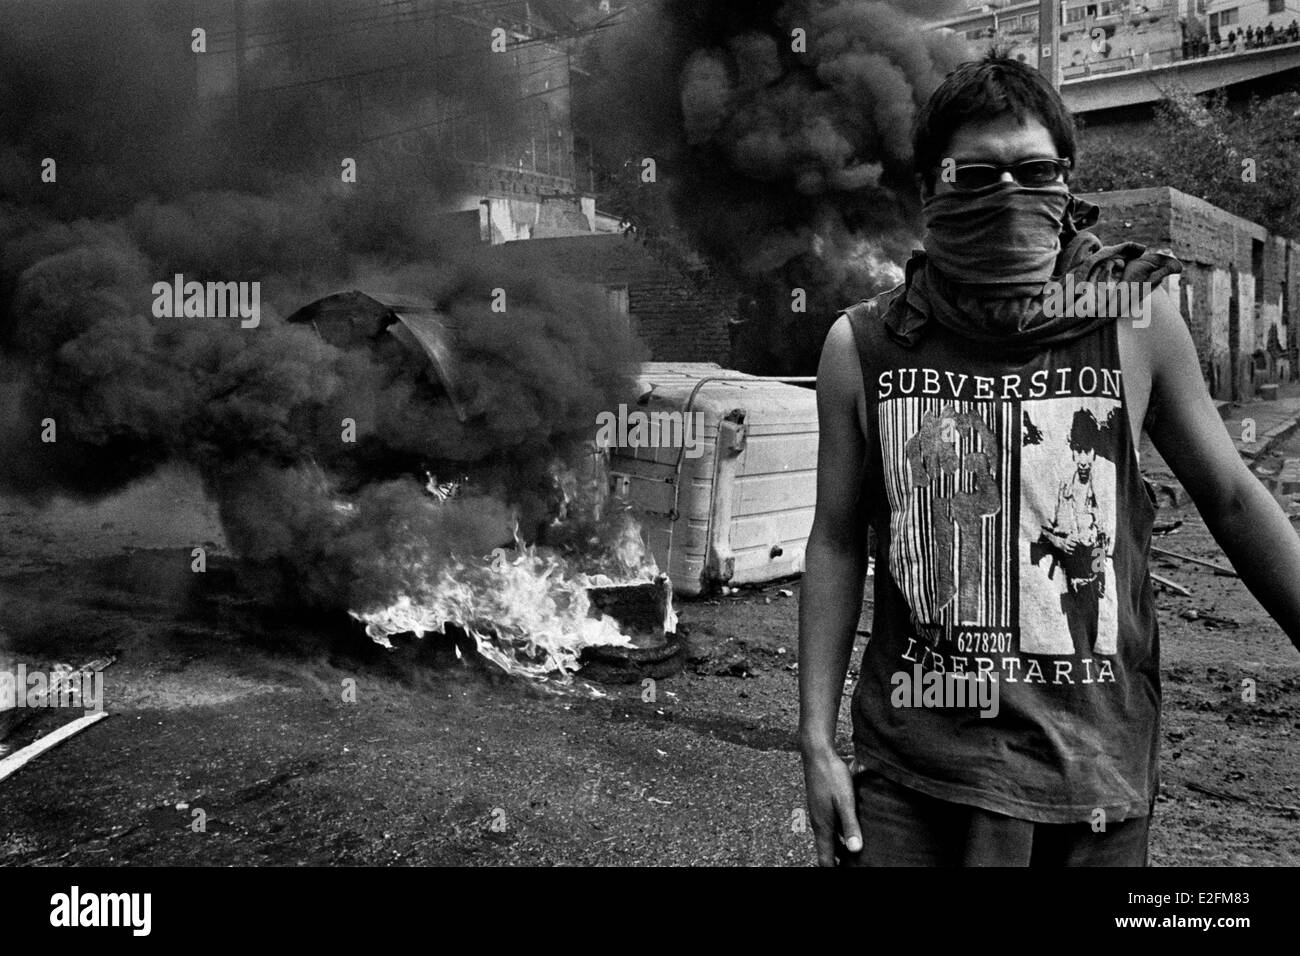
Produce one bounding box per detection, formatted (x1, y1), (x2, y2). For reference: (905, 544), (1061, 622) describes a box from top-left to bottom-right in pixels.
(0, 712), (111, 784)
(1182, 780), (1300, 816)
(1151, 482), (1192, 509)
(1152, 546), (1237, 577)
(0, 656), (116, 743)
(1151, 572), (1191, 596)
(692, 652), (756, 679)
(1179, 608), (1241, 629)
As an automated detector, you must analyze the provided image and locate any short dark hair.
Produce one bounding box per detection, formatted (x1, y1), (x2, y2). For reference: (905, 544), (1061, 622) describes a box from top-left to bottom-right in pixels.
(912, 50), (1077, 191)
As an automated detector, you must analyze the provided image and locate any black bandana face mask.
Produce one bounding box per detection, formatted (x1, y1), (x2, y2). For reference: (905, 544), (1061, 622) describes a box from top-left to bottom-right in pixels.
(921, 180), (1073, 297)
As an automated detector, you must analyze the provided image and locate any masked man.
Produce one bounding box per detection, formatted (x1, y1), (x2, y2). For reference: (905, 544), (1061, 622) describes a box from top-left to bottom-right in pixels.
(798, 52), (1300, 866)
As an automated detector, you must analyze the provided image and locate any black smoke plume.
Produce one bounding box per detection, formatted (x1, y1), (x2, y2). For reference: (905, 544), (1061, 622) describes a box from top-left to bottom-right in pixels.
(1, 0), (644, 615)
(574, 0), (970, 372)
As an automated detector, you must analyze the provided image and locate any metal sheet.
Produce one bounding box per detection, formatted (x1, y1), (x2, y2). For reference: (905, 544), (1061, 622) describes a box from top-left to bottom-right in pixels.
(391, 311), (471, 422)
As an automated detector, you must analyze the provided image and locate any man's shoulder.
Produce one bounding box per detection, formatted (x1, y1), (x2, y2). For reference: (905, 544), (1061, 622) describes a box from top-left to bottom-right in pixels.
(840, 282), (906, 326)
(838, 282), (908, 351)
(1118, 283), (1188, 374)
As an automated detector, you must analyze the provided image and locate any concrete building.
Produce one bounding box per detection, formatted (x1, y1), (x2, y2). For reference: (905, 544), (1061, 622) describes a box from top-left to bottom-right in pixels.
(191, 0), (617, 241)
(187, 1), (734, 363)
(1081, 186), (1298, 399)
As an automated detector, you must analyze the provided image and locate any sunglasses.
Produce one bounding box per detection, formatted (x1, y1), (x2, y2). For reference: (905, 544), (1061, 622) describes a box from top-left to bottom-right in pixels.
(941, 157), (1071, 191)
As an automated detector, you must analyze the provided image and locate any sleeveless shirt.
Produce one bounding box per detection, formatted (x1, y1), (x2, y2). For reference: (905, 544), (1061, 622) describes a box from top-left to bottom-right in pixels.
(844, 267), (1164, 824)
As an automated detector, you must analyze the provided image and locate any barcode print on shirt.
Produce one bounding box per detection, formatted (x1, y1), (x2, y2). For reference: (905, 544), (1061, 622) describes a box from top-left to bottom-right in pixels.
(877, 397), (1015, 631)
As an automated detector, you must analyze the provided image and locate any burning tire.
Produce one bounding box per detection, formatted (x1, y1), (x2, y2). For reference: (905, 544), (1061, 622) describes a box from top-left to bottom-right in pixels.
(578, 630), (687, 684)
(578, 577), (684, 683)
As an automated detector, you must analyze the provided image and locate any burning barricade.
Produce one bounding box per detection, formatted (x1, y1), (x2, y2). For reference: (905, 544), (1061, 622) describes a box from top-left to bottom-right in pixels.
(350, 469), (681, 684)
(286, 291), (680, 685)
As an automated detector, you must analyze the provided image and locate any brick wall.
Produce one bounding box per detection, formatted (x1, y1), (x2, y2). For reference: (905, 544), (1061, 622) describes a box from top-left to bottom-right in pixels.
(479, 234), (738, 365)
(1264, 235), (1287, 304)
(1077, 186), (1173, 252)
(1076, 186), (1300, 397)
(1172, 192), (1244, 268)
(1289, 241), (1300, 373)
(628, 278), (733, 364)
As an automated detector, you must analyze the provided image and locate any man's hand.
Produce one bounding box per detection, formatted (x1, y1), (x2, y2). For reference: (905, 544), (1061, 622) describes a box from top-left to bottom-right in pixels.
(802, 745), (863, 867)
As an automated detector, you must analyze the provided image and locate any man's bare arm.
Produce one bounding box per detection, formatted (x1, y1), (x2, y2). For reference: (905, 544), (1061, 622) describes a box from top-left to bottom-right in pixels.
(1144, 289), (1300, 648)
(798, 315), (870, 865)
(799, 315), (870, 752)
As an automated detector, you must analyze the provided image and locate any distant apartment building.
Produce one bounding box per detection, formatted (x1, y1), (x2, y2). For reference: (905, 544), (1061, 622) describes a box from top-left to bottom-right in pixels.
(935, 0), (1299, 75)
(932, 1), (1300, 117)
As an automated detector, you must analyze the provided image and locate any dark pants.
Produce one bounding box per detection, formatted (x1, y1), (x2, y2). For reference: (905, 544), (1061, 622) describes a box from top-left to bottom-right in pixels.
(838, 768), (1151, 867)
